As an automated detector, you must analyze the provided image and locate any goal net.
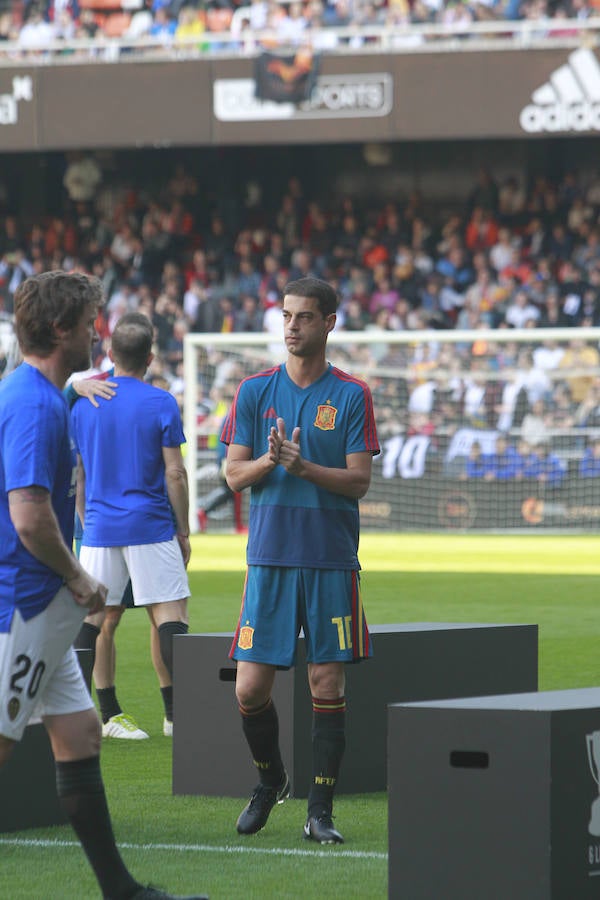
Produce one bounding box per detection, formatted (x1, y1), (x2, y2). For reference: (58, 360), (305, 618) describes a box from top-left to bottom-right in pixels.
(183, 326), (600, 534)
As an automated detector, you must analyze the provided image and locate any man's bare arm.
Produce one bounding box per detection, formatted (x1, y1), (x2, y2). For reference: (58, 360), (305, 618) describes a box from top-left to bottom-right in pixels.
(75, 455), (86, 527)
(276, 418), (373, 498)
(224, 427), (280, 492)
(163, 445), (191, 566)
(8, 486), (105, 612)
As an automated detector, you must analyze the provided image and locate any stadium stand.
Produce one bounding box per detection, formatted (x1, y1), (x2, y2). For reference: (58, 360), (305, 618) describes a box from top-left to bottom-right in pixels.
(1, 0), (600, 49)
(2, 146), (600, 530)
(1, 6), (600, 530)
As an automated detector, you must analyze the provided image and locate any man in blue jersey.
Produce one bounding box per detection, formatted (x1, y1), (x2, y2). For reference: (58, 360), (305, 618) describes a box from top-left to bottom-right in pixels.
(71, 312), (191, 732)
(69, 374), (175, 739)
(0, 271), (206, 900)
(222, 276), (379, 845)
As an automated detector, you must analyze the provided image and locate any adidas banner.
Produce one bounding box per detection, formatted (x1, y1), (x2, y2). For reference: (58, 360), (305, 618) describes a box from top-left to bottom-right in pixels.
(254, 50), (320, 104)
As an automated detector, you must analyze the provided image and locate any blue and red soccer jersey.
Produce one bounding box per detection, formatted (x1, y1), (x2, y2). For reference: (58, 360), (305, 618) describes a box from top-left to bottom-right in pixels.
(221, 363), (379, 570)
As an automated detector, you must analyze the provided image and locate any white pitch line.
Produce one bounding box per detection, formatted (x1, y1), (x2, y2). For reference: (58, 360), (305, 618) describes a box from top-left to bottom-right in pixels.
(0, 836), (387, 861)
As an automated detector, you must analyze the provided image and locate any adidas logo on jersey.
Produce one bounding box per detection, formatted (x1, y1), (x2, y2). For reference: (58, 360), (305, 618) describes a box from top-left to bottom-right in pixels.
(263, 407), (278, 419)
(520, 48), (600, 134)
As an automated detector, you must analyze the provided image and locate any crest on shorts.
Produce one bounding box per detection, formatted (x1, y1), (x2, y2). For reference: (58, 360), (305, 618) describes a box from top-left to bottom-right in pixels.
(238, 625), (254, 650)
(314, 404), (337, 431)
(7, 697), (19, 721)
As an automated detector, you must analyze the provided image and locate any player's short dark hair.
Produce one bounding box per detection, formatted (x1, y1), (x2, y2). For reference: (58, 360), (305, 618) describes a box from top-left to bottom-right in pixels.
(111, 312), (154, 371)
(283, 277), (339, 318)
(14, 270), (104, 356)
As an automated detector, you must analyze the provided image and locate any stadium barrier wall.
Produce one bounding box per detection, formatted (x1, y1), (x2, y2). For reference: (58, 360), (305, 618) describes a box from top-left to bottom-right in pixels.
(2, 45), (600, 151)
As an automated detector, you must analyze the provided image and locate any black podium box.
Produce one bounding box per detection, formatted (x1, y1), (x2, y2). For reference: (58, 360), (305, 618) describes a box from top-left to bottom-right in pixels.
(173, 623), (538, 799)
(0, 648), (94, 833)
(388, 687), (600, 900)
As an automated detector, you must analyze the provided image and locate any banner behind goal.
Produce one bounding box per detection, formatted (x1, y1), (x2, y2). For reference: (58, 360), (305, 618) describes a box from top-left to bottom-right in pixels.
(183, 326), (600, 534)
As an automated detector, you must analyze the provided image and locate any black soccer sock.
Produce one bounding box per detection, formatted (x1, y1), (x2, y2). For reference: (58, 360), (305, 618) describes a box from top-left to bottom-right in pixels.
(56, 756), (140, 900)
(307, 696), (346, 818)
(73, 622), (100, 670)
(96, 687), (122, 724)
(157, 620), (188, 679)
(240, 698), (286, 787)
(161, 685), (173, 722)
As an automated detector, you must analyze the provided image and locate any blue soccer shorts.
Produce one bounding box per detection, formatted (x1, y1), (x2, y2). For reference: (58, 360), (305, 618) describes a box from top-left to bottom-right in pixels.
(230, 566), (372, 668)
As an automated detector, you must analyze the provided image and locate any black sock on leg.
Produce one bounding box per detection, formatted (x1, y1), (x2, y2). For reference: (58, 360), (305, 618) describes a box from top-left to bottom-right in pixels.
(160, 685), (173, 722)
(56, 755), (140, 900)
(240, 699), (286, 788)
(73, 622), (100, 671)
(307, 697), (346, 819)
(96, 687), (122, 724)
(157, 620), (188, 679)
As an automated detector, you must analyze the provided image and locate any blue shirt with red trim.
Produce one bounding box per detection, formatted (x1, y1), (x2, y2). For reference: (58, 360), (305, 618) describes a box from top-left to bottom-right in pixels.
(221, 362), (379, 570)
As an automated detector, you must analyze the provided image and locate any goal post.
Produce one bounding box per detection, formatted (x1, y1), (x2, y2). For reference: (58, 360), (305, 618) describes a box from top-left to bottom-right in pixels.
(183, 326), (600, 535)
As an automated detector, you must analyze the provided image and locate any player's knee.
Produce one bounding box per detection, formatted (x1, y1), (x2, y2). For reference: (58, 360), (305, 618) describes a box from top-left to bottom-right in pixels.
(235, 682), (270, 710)
(47, 708), (102, 761)
(102, 609), (122, 637)
(308, 668), (344, 699)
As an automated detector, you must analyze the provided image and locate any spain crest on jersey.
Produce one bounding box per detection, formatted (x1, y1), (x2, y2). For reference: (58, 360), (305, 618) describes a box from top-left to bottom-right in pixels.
(238, 625), (254, 650)
(314, 404), (337, 431)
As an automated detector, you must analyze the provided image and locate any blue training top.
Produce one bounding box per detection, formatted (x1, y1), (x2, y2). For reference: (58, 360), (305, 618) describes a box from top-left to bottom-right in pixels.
(71, 376), (185, 547)
(221, 362), (379, 570)
(0, 363), (76, 632)
(64, 369), (115, 543)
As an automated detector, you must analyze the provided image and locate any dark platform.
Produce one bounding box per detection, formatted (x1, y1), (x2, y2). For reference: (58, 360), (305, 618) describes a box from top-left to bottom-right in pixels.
(388, 686), (600, 900)
(173, 623), (538, 798)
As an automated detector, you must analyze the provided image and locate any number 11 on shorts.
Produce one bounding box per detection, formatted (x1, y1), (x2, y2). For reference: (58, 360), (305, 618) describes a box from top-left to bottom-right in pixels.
(331, 616), (353, 651)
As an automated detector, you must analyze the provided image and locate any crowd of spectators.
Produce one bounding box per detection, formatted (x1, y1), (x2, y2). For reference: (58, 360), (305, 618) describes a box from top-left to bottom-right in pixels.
(0, 0), (598, 52)
(2, 152), (600, 483)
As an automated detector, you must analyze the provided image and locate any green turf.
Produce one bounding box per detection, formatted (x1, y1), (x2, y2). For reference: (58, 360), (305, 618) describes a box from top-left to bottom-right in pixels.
(1, 533), (599, 898)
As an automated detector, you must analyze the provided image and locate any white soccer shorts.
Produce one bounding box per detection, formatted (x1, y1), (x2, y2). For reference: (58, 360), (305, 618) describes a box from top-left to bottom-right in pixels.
(79, 538), (190, 607)
(0, 586), (94, 742)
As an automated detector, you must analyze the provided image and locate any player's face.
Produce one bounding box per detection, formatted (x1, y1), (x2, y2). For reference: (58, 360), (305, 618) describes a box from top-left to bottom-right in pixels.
(63, 302), (99, 374)
(282, 294), (335, 358)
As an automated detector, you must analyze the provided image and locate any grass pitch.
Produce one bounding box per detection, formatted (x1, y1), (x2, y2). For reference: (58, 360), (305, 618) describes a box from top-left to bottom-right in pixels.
(1, 533), (599, 898)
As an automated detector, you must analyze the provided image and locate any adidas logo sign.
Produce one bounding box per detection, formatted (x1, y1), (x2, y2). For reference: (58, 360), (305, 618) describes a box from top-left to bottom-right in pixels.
(520, 48), (600, 134)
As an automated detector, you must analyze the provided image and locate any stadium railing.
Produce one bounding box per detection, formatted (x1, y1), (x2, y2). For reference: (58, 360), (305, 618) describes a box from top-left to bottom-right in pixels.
(1, 17), (600, 64)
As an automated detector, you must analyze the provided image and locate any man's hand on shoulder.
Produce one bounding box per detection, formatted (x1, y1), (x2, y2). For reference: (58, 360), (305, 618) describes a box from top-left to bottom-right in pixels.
(73, 378), (117, 408)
